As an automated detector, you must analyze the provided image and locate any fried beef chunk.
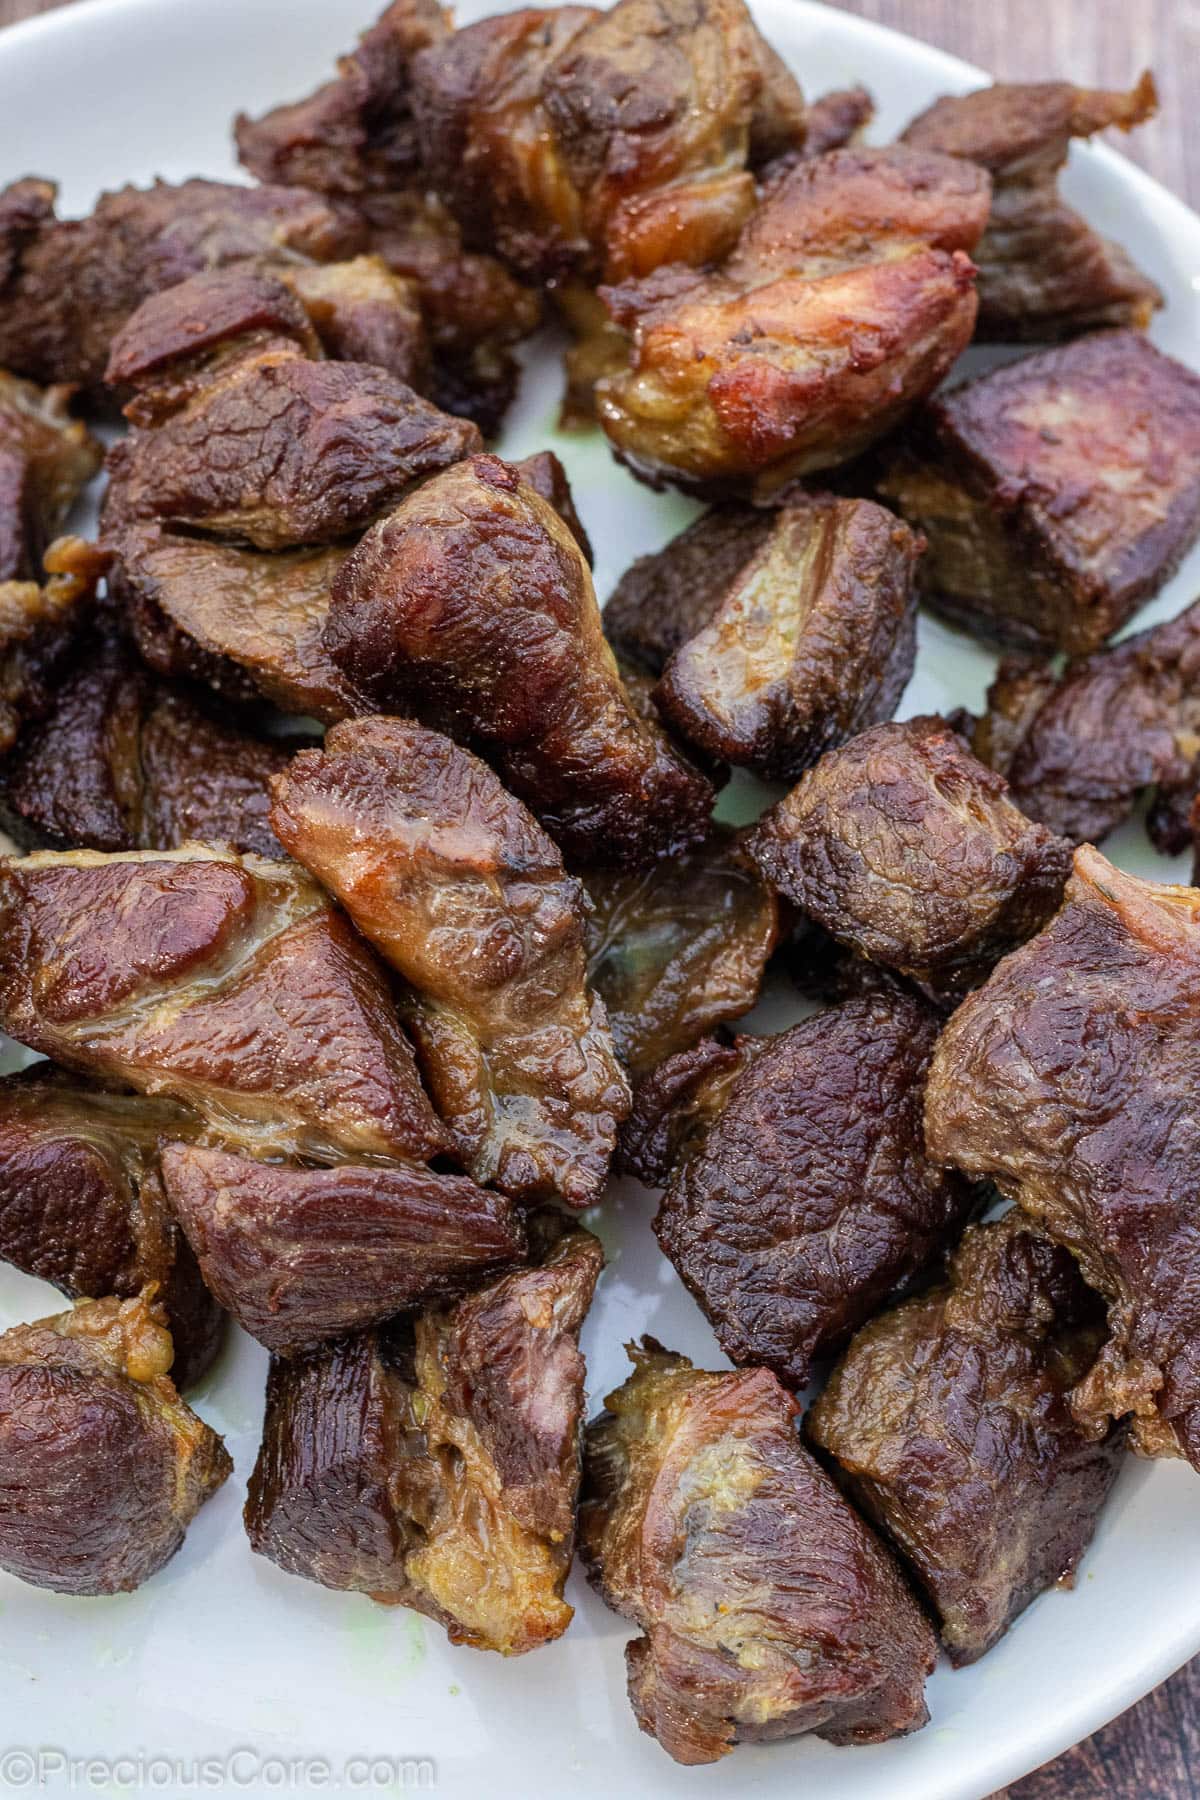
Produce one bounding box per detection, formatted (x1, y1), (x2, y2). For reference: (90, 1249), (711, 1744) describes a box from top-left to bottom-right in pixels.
(0, 1291), (231, 1595)
(809, 1212), (1125, 1665)
(160, 1143), (525, 1356)
(582, 828), (778, 1079)
(579, 1343), (937, 1765)
(594, 144), (990, 497)
(750, 717), (1072, 1001)
(101, 266), (479, 552)
(903, 76), (1161, 341)
(617, 1032), (751, 1186)
(269, 717), (629, 1208)
(926, 847), (1200, 1470)
(608, 495), (921, 780)
(323, 455), (716, 865)
(245, 1220), (602, 1654)
(411, 0), (805, 286)
(0, 618), (291, 856)
(0, 372), (100, 582)
(0, 846), (447, 1166)
(968, 597), (1200, 854)
(879, 332), (1200, 655)
(0, 1068), (222, 1389)
(0, 539), (102, 756)
(652, 991), (973, 1384)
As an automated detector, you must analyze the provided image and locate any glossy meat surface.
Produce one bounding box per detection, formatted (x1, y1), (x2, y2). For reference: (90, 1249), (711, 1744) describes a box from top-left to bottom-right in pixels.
(879, 331), (1200, 654)
(161, 1143), (525, 1354)
(0, 371), (100, 582)
(323, 455), (715, 865)
(809, 1212), (1125, 1664)
(246, 1221), (602, 1652)
(750, 717), (1072, 1000)
(0, 847), (446, 1165)
(270, 717), (629, 1207)
(0, 538), (102, 756)
(0, 1292), (230, 1594)
(580, 1344), (937, 1764)
(653, 992), (973, 1383)
(926, 847), (1200, 1468)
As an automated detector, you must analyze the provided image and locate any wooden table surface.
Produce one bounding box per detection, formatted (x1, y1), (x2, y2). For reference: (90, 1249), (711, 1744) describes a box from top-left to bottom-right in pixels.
(0, 0), (1196, 1795)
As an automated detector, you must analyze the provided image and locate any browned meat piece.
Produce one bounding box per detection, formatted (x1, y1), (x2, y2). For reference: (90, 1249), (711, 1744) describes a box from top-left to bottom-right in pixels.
(512, 448), (593, 563)
(968, 599), (1200, 854)
(617, 1033), (751, 1185)
(269, 717), (629, 1208)
(879, 332), (1200, 654)
(580, 1343), (937, 1765)
(809, 1212), (1125, 1663)
(101, 267), (478, 552)
(582, 828), (778, 1078)
(0, 1291), (231, 1594)
(0, 846), (447, 1166)
(246, 1219), (602, 1652)
(652, 990), (973, 1383)
(0, 1067), (222, 1389)
(926, 846), (1200, 1469)
(0, 538), (103, 755)
(595, 145), (990, 496)
(324, 455), (715, 865)
(799, 85), (875, 158)
(750, 717), (1072, 1001)
(0, 618), (291, 856)
(412, 0), (805, 286)
(160, 1143), (524, 1355)
(903, 76), (1161, 341)
(608, 495), (920, 780)
(0, 372), (100, 581)
(272, 255), (430, 388)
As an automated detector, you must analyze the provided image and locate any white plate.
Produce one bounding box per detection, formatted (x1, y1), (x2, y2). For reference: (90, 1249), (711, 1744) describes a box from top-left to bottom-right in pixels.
(2, 3), (1200, 1796)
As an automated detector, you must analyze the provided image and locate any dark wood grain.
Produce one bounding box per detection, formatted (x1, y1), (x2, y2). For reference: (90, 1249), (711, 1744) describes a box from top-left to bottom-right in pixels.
(0, 0), (1197, 1795)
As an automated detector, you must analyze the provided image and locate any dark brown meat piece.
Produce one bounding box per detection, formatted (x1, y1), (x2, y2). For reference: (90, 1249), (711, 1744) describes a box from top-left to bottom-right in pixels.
(324, 455), (716, 865)
(809, 1212), (1125, 1665)
(750, 717), (1073, 1001)
(0, 1067), (222, 1389)
(269, 717), (629, 1208)
(879, 331), (1200, 655)
(617, 1033), (752, 1185)
(580, 1343), (937, 1765)
(160, 1143), (524, 1355)
(0, 372), (100, 581)
(653, 991), (974, 1383)
(903, 76), (1161, 341)
(595, 144), (990, 497)
(582, 827), (778, 1079)
(926, 846), (1200, 1469)
(0, 846), (447, 1166)
(0, 618), (291, 856)
(0, 538), (102, 756)
(969, 598), (1200, 854)
(245, 1220), (602, 1652)
(798, 85), (875, 158)
(0, 1291), (231, 1594)
(609, 495), (920, 780)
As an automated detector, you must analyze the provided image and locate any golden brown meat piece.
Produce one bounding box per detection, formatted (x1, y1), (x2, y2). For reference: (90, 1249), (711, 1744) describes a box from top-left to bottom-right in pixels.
(903, 76), (1161, 341)
(595, 144), (990, 496)
(0, 538), (103, 756)
(0, 371), (100, 582)
(926, 847), (1200, 1470)
(0, 1067), (222, 1389)
(324, 455), (715, 865)
(608, 495), (920, 780)
(160, 1143), (524, 1355)
(582, 827), (778, 1079)
(245, 1219), (602, 1653)
(0, 1291), (231, 1595)
(0, 846), (447, 1166)
(651, 990), (974, 1383)
(879, 331), (1200, 654)
(808, 1213), (1126, 1664)
(269, 717), (629, 1208)
(580, 1343), (937, 1765)
(969, 598), (1200, 855)
(750, 717), (1072, 1001)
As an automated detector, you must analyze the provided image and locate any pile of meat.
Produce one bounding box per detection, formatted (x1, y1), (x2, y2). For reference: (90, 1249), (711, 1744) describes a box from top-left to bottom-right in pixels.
(3, 0), (1200, 1771)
